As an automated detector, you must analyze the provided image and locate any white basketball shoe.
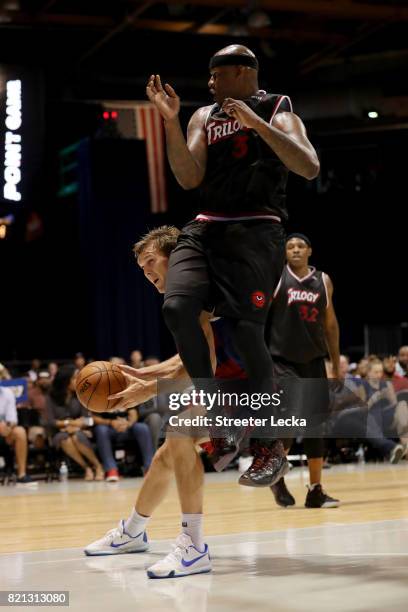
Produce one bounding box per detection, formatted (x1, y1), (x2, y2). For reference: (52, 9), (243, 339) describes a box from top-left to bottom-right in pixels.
(84, 520), (148, 556)
(147, 533), (211, 579)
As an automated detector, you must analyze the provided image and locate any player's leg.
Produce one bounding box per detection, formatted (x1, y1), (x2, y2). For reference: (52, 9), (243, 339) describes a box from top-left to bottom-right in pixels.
(146, 431), (211, 579)
(270, 438), (296, 507)
(84, 440), (174, 556)
(163, 234), (213, 379)
(304, 438), (339, 508)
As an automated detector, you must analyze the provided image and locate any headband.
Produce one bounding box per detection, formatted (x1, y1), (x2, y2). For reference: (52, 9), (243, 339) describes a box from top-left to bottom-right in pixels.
(209, 53), (259, 71)
(286, 233), (312, 247)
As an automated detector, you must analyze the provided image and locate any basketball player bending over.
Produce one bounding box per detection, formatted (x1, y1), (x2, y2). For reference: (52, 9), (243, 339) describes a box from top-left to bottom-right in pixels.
(85, 226), (286, 578)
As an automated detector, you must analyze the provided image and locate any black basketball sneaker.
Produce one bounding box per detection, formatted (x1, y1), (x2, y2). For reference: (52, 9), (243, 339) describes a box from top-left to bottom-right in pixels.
(270, 477), (296, 507)
(304, 484), (340, 508)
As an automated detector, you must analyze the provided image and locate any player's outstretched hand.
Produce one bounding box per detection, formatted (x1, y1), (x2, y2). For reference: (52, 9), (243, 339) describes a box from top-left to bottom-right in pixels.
(108, 376), (155, 410)
(146, 74), (180, 121)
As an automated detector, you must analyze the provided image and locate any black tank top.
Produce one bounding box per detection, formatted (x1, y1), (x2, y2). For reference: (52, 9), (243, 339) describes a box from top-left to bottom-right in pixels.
(200, 92), (292, 220)
(268, 265), (329, 363)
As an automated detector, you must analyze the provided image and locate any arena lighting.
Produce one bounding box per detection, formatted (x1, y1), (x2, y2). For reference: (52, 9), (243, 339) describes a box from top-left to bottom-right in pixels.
(367, 110), (379, 119)
(3, 79), (22, 202)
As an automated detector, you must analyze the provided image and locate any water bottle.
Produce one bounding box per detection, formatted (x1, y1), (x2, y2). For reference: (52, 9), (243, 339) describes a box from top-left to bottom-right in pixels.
(59, 461), (68, 482)
(355, 444), (365, 464)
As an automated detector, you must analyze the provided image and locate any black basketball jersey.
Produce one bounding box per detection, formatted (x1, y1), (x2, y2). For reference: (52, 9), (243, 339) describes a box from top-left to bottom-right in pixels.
(267, 265), (329, 364)
(200, 92), (292, 220)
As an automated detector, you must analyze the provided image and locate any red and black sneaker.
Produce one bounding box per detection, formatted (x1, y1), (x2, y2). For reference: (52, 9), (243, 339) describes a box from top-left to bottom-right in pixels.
(239, 440), (289, 487)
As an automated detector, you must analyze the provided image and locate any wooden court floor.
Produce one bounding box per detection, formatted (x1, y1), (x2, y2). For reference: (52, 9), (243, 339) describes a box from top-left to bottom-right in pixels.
(1, 464), (408, 554)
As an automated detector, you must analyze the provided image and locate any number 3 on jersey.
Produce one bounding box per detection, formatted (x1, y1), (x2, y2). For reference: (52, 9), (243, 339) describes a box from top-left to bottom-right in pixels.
(232, 134), (249, 159)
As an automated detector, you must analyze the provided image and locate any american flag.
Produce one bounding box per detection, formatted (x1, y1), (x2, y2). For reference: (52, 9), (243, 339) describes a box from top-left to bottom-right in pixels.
(103, 102), (168, 213)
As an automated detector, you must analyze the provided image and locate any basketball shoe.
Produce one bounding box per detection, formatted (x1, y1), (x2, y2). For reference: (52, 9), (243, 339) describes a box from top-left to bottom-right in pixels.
(239, 440), (289, 487)
(84, 520), (148, 555)
(304, 484), (340, 508)
(147, 534), (211, 579)
(270, 477), (296, 507)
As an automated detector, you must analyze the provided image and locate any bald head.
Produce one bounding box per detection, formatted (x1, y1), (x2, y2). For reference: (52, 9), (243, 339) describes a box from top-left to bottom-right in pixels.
(215, 45), (257, 59)
(208, 44), (259, 104)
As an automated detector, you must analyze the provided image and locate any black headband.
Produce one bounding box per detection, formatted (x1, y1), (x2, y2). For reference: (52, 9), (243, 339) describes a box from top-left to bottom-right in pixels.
(286, 233), (312, 247)
(209, 53), (259, 71)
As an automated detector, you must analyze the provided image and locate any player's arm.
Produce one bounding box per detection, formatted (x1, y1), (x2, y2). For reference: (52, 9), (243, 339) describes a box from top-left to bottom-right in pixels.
(164, 107), (208, 189)
(109, 312), (216, 409)
(222, 98), (319, 180)
(322, 274), (341, 378)
(257, 111), (319, 179)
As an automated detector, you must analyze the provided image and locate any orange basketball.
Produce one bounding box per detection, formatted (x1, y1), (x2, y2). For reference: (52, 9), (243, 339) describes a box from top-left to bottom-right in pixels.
(75, 361), (126, 413)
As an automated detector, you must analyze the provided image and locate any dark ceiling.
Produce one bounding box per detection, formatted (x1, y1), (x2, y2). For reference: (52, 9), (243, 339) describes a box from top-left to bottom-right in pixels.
(1, 1), (408, 114)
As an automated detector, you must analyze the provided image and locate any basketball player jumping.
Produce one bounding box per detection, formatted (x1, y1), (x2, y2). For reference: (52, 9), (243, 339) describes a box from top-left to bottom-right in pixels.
(267, 233), (340, 508)
(144, 44), (320, 483)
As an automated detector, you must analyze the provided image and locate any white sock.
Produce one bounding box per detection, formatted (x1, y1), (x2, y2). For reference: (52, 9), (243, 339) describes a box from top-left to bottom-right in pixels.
(124, 508), (150, 537)
(181, 513), (205, 551)
(309, 483), (320, 491)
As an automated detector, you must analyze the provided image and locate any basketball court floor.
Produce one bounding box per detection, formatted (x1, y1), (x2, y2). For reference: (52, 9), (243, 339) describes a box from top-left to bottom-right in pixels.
(1, 464), (408, 611)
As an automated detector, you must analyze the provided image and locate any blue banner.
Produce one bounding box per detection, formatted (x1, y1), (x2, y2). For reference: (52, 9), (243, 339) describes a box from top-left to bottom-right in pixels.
(0, 378), (28, 403)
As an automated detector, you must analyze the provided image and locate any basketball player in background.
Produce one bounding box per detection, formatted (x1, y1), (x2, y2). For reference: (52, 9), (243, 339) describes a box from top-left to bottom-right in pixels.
(146, 44), (319, 482)
(266, 233), (340, 508)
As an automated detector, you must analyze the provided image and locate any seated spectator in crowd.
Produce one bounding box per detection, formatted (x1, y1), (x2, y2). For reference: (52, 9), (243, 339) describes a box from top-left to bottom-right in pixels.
(143, 356), (160, 368)
(356, 358), (369, 379)
(27, 358), (41, 381)
(129, 350), (143, 369)
(395, 346), (408, 378)
(137, 395), (168, 449)
(73, 353), (86, 371)
(27, 372), (52, 449)
(48, 362), (58, 380)
(357, 359), (407, 462)
(339, 355), (351, 379)
(46, 365), (104, 481)
(0, 386), (36, 485)
(93, 408), (154, 481)
(0, 363), (11, 380)
(383, 355), (408, 391)
(110, 356), (126, 365)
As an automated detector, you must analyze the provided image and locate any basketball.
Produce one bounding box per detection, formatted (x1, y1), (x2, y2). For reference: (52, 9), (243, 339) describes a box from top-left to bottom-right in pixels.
(75, 361), (126, 413)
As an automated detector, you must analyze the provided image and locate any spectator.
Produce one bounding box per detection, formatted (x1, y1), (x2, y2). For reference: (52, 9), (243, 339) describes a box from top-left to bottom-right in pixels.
(137, 395), (168, 449)
(46, 364), (104, 481)
(73, 353), (86, 371)
(396, 346), (408, 378)
(27, 358), (41, 381)
(93, 409), (154, 481)
(144, 356), (160, 368)
(0, 386), (36, 485)
(359, 359), (406, 462)
(110, 356), (126, 365)
(0, 363), (11, 380)
(129, 350), (143, 369)
(48, 362), (58, 379)
(27, 373), (51, 449)
(356, 358), (369, 379)
(339, 355), (350, 379)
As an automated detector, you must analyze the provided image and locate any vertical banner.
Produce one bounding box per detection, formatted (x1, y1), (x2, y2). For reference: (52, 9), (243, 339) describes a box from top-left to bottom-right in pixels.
(0, 65), (44, 206)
